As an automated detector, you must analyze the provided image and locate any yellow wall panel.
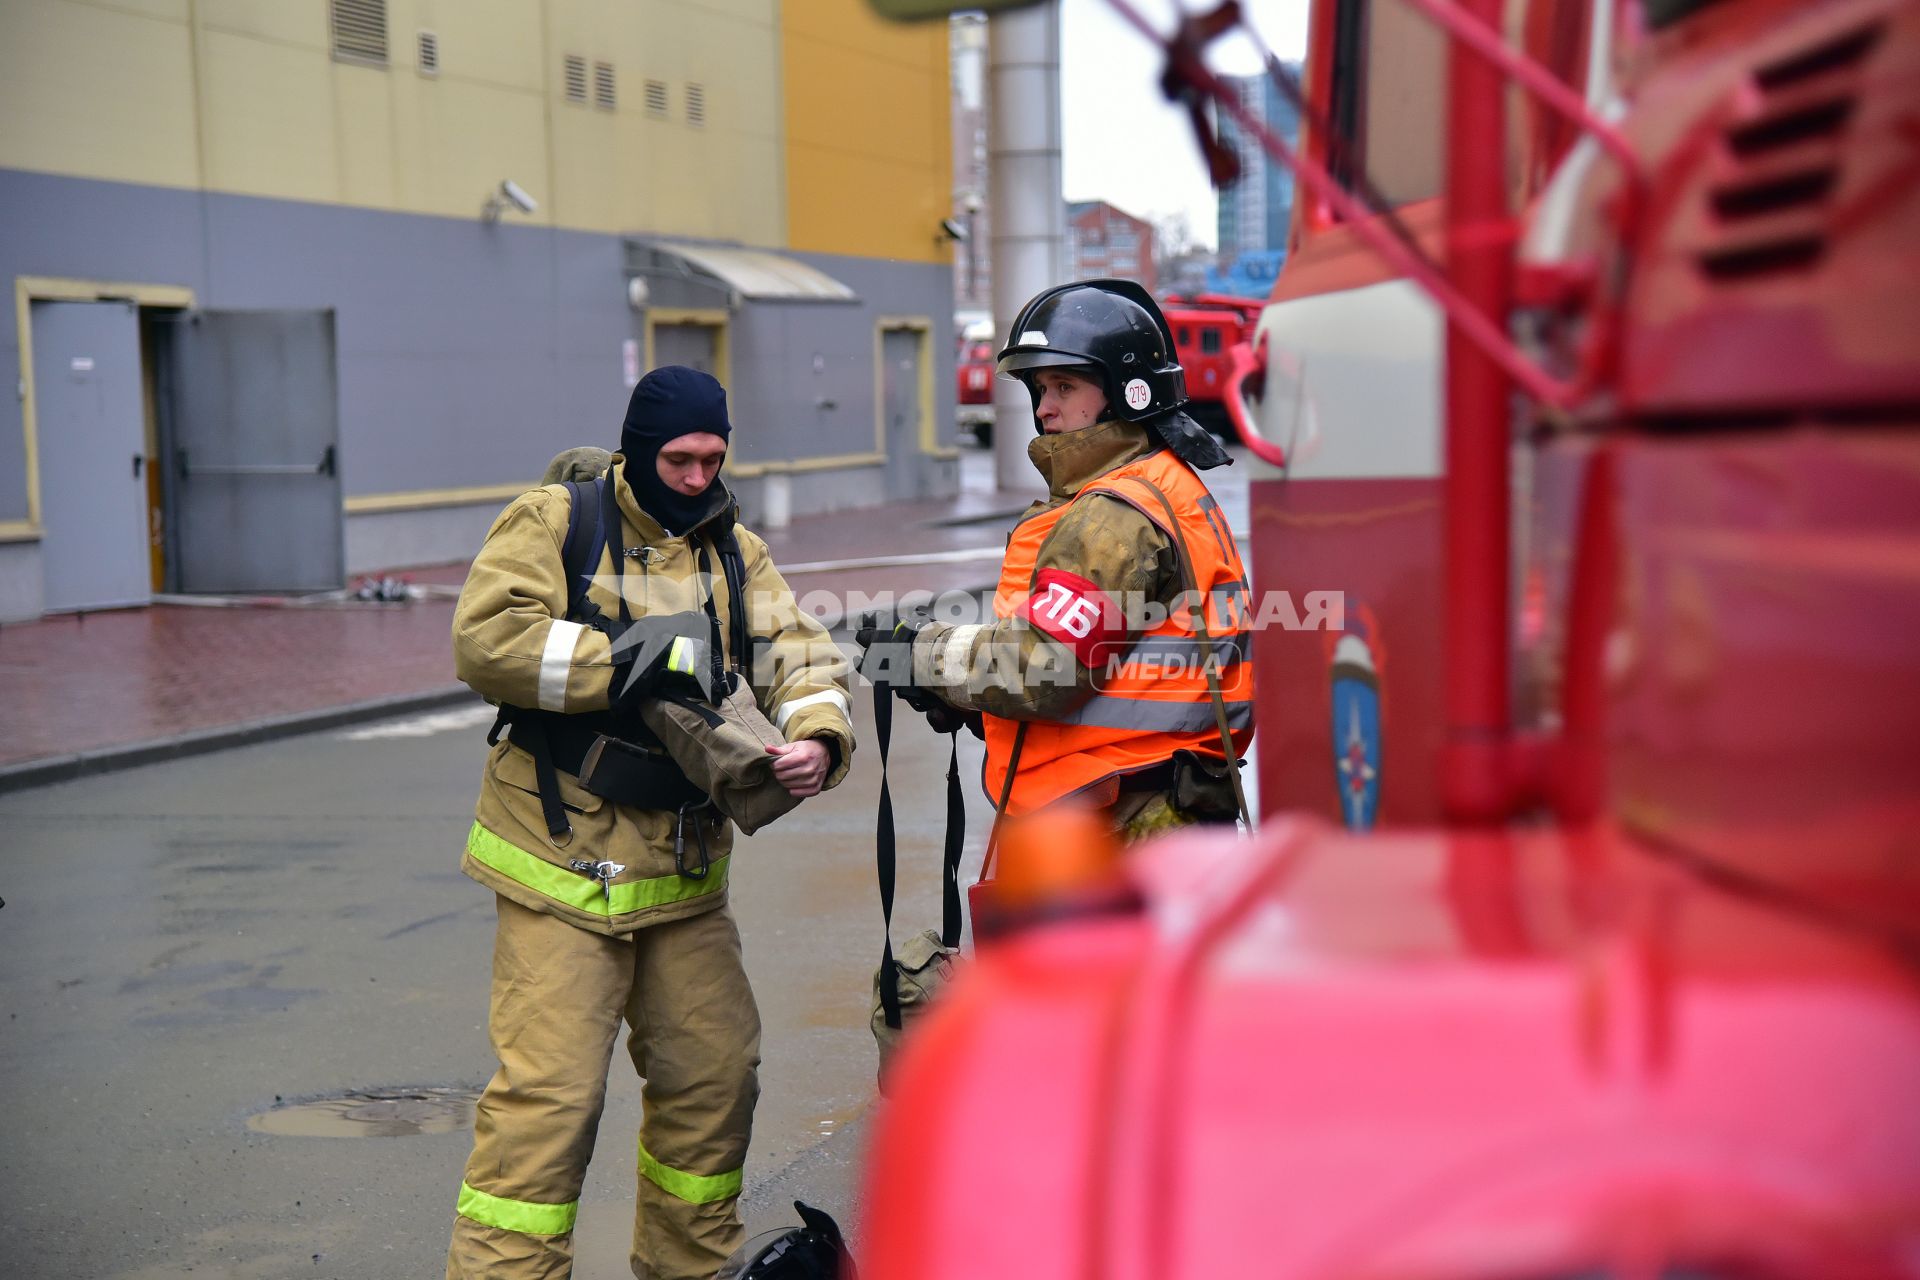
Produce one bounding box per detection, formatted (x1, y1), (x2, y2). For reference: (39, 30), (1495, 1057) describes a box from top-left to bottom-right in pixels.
(333, 62), (398, 208)
(550, 104), (624, 231)
(0, 0), (199, 187)
(787, 143), (949, 264)
(398, 74), (550, 222)
(194, 0), (327, 49)
(786, 42), (940, 166)
(0, 0), (863, 257)
(782, 0), (948, 263)
(199, 28), (340, 202)
(397, 0), (546, 91)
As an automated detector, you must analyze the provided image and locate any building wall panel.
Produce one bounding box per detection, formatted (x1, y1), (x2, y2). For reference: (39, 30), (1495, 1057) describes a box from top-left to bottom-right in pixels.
(0, 0), (200, 188)
(782, 0), (948, 264)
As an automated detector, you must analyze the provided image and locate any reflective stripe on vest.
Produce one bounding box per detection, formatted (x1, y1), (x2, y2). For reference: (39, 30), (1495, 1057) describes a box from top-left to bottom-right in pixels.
(465, 822), (729, 915)
(457, 1181), (578, 1237)
(1059, 693), (1254, 734)
(638, 1140), (744, 1204)
(982, 447), (1254, 815)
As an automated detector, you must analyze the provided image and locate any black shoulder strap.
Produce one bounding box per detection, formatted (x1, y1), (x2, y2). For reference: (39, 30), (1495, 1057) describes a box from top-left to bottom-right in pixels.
(560, 477), (607, 626)
(714, 527), (753, 688)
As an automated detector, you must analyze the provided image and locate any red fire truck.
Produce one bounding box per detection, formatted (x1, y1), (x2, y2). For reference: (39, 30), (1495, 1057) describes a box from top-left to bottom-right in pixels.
(1163, 292), (1264, 439)
(862, 0), (1920, 1275)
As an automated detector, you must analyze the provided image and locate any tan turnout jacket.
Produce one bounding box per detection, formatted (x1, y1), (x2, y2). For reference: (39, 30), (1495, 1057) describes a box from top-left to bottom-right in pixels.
(453, 458), (854, 935)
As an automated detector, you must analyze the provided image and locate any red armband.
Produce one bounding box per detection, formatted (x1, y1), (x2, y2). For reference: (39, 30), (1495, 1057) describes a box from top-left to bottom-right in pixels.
(1016, 567), (1125, 667)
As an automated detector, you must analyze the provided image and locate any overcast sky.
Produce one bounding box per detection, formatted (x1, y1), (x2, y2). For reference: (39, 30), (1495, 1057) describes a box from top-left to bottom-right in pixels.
(1060, 0), (1311, 250)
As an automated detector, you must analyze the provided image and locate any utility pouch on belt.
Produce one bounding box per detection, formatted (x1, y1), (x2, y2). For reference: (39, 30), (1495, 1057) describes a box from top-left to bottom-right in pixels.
(1171, 748), (1241, 821)
(577, 733), (707, 812)
(639, 678), (802, 835)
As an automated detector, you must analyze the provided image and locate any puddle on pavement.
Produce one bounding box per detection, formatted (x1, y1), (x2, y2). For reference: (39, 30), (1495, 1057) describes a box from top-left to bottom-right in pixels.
(247, 1086), (480, 1138)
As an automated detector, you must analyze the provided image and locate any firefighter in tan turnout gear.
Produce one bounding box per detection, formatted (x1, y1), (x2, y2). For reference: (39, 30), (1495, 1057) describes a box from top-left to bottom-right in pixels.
(448, 366), (855, 1279)
(859, 280), (1253, 840)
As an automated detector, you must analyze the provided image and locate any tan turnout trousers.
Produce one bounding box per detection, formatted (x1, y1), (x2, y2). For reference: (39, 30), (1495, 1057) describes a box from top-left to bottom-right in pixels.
(447, 896), (761, 1280)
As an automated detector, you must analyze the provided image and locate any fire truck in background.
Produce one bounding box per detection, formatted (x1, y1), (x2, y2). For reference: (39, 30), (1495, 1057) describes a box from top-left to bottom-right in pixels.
(955, 317), (997, 442)
(1163, 291), (1266, 439)
(862, 0), (1920, 1274)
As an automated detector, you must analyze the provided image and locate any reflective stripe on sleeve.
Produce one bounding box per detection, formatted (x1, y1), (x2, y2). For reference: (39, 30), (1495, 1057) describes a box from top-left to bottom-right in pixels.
(538, 620), (586, 712)
(637, 1141), (743, 1205)
(456, 1182), (578, 1237)
(772, 689), (850, 733)
(936, 624), (984, 682)
(667, 635), (698, 676)
(465, 823), (729, 915)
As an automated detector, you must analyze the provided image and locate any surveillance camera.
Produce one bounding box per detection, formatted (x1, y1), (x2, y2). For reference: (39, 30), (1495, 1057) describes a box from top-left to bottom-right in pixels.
(499, 180), (538, 214)
(939, 216), (967, 242)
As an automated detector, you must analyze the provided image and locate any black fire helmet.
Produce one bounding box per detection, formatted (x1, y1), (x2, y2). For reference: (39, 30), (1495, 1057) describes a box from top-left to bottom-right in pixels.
(995, 278), (1189, 428)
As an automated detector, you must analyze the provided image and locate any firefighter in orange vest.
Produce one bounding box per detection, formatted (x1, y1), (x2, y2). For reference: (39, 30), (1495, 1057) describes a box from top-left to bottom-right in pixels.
(859, 279), (1253, 838)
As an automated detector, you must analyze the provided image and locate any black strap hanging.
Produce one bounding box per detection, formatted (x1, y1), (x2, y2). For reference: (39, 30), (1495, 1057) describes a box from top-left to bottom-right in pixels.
(941, 732), (964, 950)
(875, 680), (903, 1029)
(875, 695), (967, 1028)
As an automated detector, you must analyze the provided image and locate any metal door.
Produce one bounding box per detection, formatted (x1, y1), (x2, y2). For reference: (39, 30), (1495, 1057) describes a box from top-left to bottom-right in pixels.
(32, 300), (152, 612)
(161, 310), (343, 593)
(651, 322), (720, 375)
(881, 326), (925, 497)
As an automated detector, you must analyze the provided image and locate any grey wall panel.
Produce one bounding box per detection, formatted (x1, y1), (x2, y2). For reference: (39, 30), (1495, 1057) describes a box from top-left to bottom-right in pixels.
(0, 541), (45, 622)
(344, 504), (501, 578)
(785, 249), (959, 457)
(195, 192), (630, 493)
(1, 168), (956, 584)
(0, 168), (630, 517)
(0, 169), (209, 522)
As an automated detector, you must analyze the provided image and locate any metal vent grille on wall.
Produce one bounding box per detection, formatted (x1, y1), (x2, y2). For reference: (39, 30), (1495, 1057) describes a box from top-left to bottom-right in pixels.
(594, 61), (616, 110)
(331, 0), (388, 64)
(564, 54), (588, 103)
(417, 30), (438, 76)
(646, 79), (669, 117)
(686, 82), (706, 126)
(1697, 21), (1883, 281)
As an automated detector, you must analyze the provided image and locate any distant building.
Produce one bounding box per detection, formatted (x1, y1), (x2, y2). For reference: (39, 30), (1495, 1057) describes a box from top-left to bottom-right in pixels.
(1215, 61), (1303, 259)
(1067, 201), (1156, 294)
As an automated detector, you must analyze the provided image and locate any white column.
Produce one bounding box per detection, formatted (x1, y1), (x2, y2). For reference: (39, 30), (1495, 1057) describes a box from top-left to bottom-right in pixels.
(987, 0), (1065, 495)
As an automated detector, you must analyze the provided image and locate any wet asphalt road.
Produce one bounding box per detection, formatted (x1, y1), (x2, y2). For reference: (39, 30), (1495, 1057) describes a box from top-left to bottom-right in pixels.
(0, 682), (994, 1278)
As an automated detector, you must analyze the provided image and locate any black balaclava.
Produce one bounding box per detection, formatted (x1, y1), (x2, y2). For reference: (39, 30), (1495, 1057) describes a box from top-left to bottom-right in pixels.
(620, 365), (733, 535)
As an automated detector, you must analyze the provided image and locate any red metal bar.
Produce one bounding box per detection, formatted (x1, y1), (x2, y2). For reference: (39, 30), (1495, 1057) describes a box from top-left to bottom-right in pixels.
(1441, 0), (1517, 823)
(1223, 335), (1283, 467)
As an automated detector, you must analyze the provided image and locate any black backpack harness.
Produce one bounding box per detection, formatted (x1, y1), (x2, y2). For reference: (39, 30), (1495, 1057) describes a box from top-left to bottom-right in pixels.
(487, 475), (754, 878)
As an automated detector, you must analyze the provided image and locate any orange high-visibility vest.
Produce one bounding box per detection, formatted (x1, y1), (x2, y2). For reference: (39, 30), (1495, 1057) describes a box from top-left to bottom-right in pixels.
(983, 448), (1255, 816)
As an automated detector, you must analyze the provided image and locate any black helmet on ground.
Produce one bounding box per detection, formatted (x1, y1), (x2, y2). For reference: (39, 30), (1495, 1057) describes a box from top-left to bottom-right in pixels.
(716, 1200), (856, 1280)
(996, 278), (1189, 425)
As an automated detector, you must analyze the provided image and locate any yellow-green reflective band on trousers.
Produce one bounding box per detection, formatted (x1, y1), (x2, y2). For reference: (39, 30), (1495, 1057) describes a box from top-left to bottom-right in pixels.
(667, 635), (698, 676)
(466, 823), (729, 915)
(457, 1182), (578, 1237)
(637, 1141), (743, 1205)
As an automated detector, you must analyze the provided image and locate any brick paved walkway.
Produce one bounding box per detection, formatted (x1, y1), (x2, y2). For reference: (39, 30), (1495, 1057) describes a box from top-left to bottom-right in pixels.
(1, 484), (1025, 774)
